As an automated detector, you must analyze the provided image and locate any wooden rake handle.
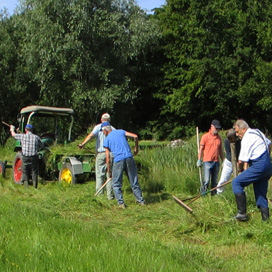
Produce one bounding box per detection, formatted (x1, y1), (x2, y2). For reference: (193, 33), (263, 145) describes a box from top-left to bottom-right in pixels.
(2, 121), (11, 127)
(94, 178), (112, 196)
(187, 179), (233, 205)
(173, 195), (193, 213)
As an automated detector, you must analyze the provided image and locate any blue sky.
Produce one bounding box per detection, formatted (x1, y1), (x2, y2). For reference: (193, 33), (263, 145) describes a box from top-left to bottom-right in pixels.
(0, 0), (166, 15)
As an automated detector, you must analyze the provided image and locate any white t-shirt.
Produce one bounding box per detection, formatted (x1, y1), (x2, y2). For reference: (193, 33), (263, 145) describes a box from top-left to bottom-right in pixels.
(239, 128), (271, 162)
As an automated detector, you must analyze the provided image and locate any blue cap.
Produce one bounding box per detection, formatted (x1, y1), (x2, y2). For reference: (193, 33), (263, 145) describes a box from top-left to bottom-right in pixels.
(100, 121), (111, 131)
(25, 124), (33, 130)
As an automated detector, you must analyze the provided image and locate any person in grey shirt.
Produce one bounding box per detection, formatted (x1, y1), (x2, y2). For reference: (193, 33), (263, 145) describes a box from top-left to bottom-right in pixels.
(79, 113), (115, 200)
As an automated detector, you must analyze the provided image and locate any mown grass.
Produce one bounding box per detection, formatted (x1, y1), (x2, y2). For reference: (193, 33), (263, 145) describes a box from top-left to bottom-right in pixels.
(0, 135), (272, 271)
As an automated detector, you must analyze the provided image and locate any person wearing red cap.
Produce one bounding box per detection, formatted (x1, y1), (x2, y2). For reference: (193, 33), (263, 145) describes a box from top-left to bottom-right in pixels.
(10, 124), (43, 188)
(197, 120), (224, 195)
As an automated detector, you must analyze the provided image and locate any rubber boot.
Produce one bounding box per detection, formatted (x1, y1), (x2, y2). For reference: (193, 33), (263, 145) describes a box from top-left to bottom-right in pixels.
(260, 208), (269, 221)
(235, 193), (248, 221)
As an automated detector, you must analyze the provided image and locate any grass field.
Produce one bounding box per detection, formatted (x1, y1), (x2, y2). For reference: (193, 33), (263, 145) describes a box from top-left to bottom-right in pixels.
(0, 136), (272, 271)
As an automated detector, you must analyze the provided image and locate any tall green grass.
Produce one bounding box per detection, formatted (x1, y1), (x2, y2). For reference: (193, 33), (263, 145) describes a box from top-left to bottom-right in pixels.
(136, 138), (199, 195)
(0, 134), (272, 271)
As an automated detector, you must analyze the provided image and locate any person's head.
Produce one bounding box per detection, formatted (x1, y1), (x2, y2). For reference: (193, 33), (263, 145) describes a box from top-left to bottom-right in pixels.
(226, 128), (237, 143)
(101, 121), (112, 136)
(210, 119), (221, 135)
(234, 119), (249, 139)
(25, 124), (33, 133)
(101, 113), (110, 122)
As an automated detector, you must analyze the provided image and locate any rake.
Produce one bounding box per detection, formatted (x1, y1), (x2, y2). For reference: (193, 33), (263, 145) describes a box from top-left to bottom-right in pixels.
(94, 178), (112, 196)
(173, 179), (232, 213)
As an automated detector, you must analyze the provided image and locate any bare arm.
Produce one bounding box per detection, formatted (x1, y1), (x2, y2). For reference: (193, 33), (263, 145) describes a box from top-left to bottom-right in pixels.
(125, 131), (138, 155)
(198, 145), (204, 160)
(237, 160), (248, 173)
(78, 132), (95, 148)
(10, 125), (16, 137)
(105, 148), (112, 177)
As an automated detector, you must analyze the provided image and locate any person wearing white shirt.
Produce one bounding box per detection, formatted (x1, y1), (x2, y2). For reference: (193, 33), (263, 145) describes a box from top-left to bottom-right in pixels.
(232, 119), (272, 221)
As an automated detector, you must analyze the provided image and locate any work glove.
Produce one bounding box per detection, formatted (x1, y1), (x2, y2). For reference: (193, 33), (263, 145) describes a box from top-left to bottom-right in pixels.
(196, 159), (203, 167)
(10, 125), (15, 132)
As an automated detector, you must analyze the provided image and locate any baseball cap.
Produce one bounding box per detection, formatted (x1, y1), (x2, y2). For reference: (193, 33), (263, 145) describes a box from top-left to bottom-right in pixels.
(25, 124), (33, 130)
(211, 119), (221, 129)
(100, 121), (111, 131)
(101, 113), (110, 120)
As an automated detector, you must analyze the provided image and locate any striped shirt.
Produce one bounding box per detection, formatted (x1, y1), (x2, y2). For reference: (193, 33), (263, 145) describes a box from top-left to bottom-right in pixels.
(14, 132), (43, 156)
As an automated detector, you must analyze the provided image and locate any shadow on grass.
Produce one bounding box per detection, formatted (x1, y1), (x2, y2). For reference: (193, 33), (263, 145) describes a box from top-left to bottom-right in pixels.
(144, 192), (171, 204)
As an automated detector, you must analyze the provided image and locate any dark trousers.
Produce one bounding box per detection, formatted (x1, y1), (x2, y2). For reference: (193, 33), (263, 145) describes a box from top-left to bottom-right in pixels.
(22, 155), (39, 187)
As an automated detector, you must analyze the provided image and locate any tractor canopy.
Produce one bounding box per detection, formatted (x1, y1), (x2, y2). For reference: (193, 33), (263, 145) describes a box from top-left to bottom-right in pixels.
(16, 105), (75, 148)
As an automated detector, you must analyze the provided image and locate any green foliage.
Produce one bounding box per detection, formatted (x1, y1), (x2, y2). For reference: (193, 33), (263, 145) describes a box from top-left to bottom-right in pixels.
(155, 0), (272, 136)
(0, 0), (162, 142)
(12, 0), (162, 136)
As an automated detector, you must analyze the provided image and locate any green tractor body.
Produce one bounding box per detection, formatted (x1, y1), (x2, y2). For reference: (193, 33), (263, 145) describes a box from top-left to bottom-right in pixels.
(12, 105), (95, 185)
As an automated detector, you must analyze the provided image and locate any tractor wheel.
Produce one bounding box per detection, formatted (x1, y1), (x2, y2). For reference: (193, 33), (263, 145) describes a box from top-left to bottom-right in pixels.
(0, 161), (6, 178)
(13, 152), (24, 184)
(59, 163), (76, 184)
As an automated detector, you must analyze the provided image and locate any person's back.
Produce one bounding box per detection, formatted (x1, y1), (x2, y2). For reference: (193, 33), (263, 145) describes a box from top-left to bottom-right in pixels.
(14, 132), (42, 156)
(104, 129), (132, 162)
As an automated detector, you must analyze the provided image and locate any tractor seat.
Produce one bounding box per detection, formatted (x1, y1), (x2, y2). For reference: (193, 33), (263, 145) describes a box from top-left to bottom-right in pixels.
(40, 132), (55, 147)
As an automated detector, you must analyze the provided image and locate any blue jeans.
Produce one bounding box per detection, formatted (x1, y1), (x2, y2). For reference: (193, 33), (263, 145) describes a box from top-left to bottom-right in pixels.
(203, 161), (219, 190)
(232, 152), (272, 208)
(112, 157), (144, 205)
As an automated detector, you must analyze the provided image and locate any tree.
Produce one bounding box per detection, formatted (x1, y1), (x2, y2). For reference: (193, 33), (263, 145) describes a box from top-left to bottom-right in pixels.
(13, 0), (161, 136)
(155, 0), (272, 137)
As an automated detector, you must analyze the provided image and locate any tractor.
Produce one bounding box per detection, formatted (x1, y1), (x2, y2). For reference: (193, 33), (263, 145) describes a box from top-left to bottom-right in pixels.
(3, 105), (95, 185)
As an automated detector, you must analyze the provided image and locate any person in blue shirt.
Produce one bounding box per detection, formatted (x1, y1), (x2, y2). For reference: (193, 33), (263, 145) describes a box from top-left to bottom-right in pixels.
(233, 119), (272, 221)
(102, 123), (145, 209)
(79, 113), (114, 200)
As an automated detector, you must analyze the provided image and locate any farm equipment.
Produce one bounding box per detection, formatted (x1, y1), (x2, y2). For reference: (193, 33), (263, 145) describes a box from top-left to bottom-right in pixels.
(1, 105), (95, 185)
(173, 179), (232, 213)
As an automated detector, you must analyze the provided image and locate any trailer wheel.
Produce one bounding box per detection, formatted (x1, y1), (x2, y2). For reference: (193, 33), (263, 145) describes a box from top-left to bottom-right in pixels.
(0, 161), (6, 178)
(59, 163), (76, 184)
(13, 152), (23, 184)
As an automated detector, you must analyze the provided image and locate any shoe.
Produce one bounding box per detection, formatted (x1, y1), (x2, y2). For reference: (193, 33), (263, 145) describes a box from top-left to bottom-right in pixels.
(235, 213), (248, 221)
(107, 196), (114, 200)
(260, 208), (269, 221)
(138, 201), (145, 206)
(118, 203), (126, 209)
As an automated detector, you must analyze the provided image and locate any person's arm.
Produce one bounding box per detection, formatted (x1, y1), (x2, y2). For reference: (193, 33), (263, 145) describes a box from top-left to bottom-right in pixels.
(78, 132), (95, 149)
(10, 125), (16, 137)
(243, 162), (249, 170)
(198, 145), (204, 160)
(125, 131), (138, 155)
(105, 148), (112, 177)
(237, 160), (249, 173)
